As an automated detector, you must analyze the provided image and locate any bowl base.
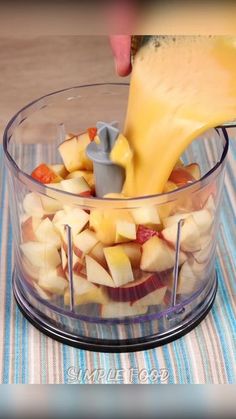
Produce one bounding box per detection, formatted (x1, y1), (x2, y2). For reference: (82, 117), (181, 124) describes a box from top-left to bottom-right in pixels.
(12, 271), (217, 353)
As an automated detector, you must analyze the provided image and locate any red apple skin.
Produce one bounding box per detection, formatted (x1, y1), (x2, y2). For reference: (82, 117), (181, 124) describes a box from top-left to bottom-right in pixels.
(73, 261), (84, 275)
(136, 225), (159, 245)
(73, 245), (83, 259)
(21, 217), (37, 242)
(107, 273), (167, 302)
(169, 168), (195, 186)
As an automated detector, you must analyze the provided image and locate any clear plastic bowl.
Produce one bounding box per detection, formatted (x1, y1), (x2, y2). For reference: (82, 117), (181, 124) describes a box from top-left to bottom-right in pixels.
(3, 83), (231, 351)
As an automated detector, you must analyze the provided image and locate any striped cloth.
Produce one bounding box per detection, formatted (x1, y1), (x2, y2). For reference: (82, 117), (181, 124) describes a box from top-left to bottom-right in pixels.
(0, 142), (235, 385)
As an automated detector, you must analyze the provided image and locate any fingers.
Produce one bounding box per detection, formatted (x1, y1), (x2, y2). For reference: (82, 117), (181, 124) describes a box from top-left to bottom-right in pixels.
(110, 35), (132, 77)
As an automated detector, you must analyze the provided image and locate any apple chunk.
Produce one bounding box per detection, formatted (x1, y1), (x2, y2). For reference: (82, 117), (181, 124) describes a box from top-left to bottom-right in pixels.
(58, 132), (93, 172)
(23, 192), (45, 218)
(38, 268), (68, 295)
(131, 206), (160, 226)
(140, 236), (186, 272)
(132, 285), (167, 307)
(66, 170), (94, 189)
(119, 243), (141, 268)
(88, 242), (106, 267)
(86, 255), (115, 287)
(73, 229), (98, 257)
(170, 260), (205, 294)
(162, 215), (201, 252)
(48, 164), (68, 179)
(184, 163), (201, 180)
(60, 177), (91, 196)
(100, 302), (147, 318)
(20, 242), (61, 269)
(40, 194), (63, 214)
(104, 246), (134, 287)
(35, 217), (61, 248)
(31, 163), (62, 184)
(21, 216), (41, 242)
(64, 274), (109, 305)
(107, 272), (167, 302)
(54, 207), (89, 240)
(115, 220), (136, 243)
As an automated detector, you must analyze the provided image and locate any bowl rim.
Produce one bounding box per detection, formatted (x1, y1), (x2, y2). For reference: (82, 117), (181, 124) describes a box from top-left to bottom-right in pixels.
(3, 82), (232, 208)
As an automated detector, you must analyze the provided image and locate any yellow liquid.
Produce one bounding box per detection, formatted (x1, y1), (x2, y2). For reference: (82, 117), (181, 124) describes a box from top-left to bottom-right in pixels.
(111, 36), (236, 197)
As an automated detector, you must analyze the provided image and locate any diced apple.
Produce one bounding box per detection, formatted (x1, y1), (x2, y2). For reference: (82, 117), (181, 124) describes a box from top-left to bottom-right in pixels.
(171, 260), (205, 294)
(115, 220), (136, 243)
(38, 268), (68, 295)
(162, 215), (201, 252)
(40, 194), (63, 214)
(21, 216), (41, 242)
(66, 170), (94, 189)
(73, 229), (98, 257)
(140, 236), (186, 272)
(119, 243), (141, 268)
(86, 255), (115, 287)
(193, 236), (213, 264)
(35, 217), (61, 249)
(89, 209), (134, 245)
(191, 209), (213, 235)
(21, 256), (41, 282)
(20, 242), (61, 269)
(100, 302), (147, 318)
(184, 163), (201, 180)
(48, 164), (68, 179)
(31, 163), (62, 184)
(163, 181), (178, 193)
(52, 209), (65, 223)
(162, 213), (189, 228)
(61, 177), (91, 196)
(54, 207), (89, 240)
(168, 167), (195, 186)
(136, 225), (159, 244)
(132, 285), (167, 307)
(33, 283), (52, 300)
(23, 192), (45, 218)
(103, 246), (134, 287)
(58, 132), (93, 172)
(89, 242), (106, 266)
(204, 195), (216, 212)
(64, 274), (109, 306)
(131, 206), (160, 226)
(107, 272), (167, 302)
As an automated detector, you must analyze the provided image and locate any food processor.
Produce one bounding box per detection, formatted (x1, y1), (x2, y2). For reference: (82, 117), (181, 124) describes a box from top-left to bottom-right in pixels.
(3, 83), (231, 352)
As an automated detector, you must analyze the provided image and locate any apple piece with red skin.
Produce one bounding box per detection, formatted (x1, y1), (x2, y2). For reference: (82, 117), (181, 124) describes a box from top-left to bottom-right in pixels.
(87, 127), (97, 141)
(140, 236), (186, 273)
(60, 177), (91, 196)
(168, 167), (195, 186)
(107, 272), (167, 302)
(58, 132), (93, 172)
(100, 302), (147, 318)
(21, 216), (41, 242)
(136, 225), (159, 245)
(31, 163), (62, 184)
(184, 163), (201, 180)
(86, 255), (115, 287)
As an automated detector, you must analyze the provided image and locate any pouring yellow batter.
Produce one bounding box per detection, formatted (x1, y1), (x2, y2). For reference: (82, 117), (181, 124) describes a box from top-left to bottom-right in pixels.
(111, 36), (236, 197)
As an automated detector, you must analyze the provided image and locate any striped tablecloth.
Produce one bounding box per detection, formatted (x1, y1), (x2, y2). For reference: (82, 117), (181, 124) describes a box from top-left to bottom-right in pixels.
(0, 141), (235, 384)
